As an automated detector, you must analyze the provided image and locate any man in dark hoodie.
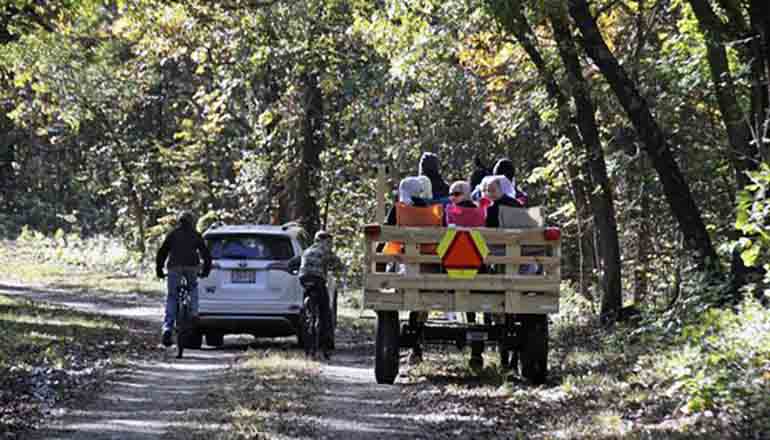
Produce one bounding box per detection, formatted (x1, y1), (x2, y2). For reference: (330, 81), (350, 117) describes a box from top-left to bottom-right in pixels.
(156, 211), (212, 347)
(419, 152), (450, 199)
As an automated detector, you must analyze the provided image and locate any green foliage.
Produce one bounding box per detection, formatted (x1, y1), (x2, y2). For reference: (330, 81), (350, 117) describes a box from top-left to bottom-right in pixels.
(736, 163), (770, 268)
(0, 0), (764, 297)
(15, 226), (145, 273)
(627, 274), (770, 433)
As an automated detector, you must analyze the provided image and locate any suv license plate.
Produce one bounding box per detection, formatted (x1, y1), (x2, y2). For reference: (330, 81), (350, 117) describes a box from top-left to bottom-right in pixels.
(231, 270), (256, 283)
(467, 331), (488, 342)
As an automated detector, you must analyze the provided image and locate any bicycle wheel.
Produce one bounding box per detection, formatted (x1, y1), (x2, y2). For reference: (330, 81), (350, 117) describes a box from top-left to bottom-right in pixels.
(302, 294), (320, 358)
(176, 301), (189, 359)
(175, 279), (191, 359)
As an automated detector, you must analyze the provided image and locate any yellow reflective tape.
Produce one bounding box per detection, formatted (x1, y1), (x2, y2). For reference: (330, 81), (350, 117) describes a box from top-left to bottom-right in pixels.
(470, 230), (489, 258)
(447, 269), (479, 279)
(437, 228), (457, 257)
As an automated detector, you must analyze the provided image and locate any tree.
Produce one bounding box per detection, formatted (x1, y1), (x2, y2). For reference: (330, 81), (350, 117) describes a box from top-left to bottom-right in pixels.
(482, 0), (623, 319)
(568, 0), (719, 270)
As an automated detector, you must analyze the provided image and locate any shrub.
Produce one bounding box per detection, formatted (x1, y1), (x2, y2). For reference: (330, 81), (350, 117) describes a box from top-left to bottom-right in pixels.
(14, 226), (147, 274)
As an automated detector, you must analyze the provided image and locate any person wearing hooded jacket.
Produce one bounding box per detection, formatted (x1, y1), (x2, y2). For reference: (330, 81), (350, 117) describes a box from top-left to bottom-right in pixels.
(484, 175), (524, 227)
(156, 211), (212, 347)
(384, 175), (433, 226)
(299, 230), (343, 359)
(419, 152), (450, 200)
(381, 176), (435, 364)
(493, 158), (528, 206)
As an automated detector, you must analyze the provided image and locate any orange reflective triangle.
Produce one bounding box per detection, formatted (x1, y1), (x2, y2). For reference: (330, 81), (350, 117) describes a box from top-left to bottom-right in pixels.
(442, 230), (483, 269)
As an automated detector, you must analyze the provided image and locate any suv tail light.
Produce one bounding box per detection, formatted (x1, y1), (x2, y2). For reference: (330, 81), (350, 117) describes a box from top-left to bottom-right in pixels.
(544, 227), (561, 241)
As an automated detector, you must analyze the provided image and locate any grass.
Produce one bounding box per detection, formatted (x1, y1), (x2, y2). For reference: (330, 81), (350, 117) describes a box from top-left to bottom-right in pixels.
(390, 294), (770, 439)
(0, 293), (158, 434)
(167, 350), (323, 440)
(0, 239), (163, 299)
(0, 237), (163, 436)
(4, 233), (766, 439)
(167, 289), (374, 440)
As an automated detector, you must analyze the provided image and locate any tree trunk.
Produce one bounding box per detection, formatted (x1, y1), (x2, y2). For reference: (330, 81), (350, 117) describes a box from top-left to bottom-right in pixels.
(565, 160), (597, 300)
(689, 0), (765, 290)
(296, 71), (323, 239)
(689, 0), (756, 189)
(569, 0), (719, 269)
(116, 153), (146, 258)
(486, 0), (617, 313)
(549, 8), (623, 320)
(634, 157), (651, 303)
(0, 112), (15, 213)
(750, 0), (770, 124)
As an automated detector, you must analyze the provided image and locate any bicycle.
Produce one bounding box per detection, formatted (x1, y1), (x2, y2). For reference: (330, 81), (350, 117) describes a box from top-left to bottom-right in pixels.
(175, 274), (194, 359)
(300, 276), (324, 359)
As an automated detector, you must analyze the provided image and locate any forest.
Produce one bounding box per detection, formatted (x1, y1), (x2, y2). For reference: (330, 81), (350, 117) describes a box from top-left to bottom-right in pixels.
(1, 0), (770, 438)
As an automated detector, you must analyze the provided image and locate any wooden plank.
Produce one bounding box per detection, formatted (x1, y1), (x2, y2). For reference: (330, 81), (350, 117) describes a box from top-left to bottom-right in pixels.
(376, 166), (386, 222)
(506, 243), (520, 278)
(364, 289), (404, 311)
(505, 290), (521, 312)
(364, 289), (558, 313)
(369, 253), (561, 266)
(404, 239), (418, 276)
(506, 291), (559, 314)
(371, 225), (560, 245)
(363, 239), (374, 275)
(462, 292), (505, 312)
(365, 273), (560, 292)
(455, 290), (470, 311)
(404, 291), (454, 310)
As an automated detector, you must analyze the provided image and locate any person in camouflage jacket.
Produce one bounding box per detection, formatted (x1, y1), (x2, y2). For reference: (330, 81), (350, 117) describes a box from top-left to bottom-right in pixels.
(299, 230), (343, 358)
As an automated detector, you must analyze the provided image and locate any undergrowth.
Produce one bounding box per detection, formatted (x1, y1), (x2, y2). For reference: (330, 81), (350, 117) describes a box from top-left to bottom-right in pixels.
(12, 226), (148, 274)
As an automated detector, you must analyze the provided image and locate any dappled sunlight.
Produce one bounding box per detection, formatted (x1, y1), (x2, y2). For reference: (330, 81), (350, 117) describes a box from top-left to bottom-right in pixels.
(0, 312), (118, 330)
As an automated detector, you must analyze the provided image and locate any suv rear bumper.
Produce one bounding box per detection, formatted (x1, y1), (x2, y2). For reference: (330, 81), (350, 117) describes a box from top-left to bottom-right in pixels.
(196, 313), (301, 337)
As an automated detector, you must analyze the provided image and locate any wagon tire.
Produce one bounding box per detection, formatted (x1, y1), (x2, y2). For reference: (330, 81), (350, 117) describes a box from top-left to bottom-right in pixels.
(375, 311), (400, 384)
(520, 314), (548, 385)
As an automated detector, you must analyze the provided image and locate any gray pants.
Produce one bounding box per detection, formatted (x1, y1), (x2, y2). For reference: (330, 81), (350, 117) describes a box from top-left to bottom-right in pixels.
(163, 267), (199, 331)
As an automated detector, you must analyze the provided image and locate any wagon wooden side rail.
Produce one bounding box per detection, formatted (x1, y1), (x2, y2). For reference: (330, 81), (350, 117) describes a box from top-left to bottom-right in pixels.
(362, 224), (562, 315)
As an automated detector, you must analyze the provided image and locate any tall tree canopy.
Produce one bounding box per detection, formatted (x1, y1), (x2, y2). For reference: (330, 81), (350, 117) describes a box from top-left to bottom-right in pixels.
(2, 0), (769, 319)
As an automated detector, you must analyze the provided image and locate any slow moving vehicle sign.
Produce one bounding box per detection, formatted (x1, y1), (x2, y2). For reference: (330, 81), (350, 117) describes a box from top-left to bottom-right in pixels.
(436, 228), (489, 279)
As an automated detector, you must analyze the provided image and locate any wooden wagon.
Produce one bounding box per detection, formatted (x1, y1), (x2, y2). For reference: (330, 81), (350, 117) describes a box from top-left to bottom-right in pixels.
(361, 169), (562, 384)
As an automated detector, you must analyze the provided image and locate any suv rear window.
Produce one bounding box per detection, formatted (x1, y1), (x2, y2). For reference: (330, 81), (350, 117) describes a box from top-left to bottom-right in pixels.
(206, 234), (294, 260)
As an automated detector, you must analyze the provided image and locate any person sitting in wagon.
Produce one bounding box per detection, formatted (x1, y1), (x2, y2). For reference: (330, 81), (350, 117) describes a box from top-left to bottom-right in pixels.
(384, 175), (434, 226)
(484, 175), (523, 228)
(446, 180), (486, 324)
(446, 180), (485, 227)
(383, 175), (443, 365)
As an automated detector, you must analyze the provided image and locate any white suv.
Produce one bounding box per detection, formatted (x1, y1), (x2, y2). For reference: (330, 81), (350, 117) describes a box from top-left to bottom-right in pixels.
(193, 223), (336, 348)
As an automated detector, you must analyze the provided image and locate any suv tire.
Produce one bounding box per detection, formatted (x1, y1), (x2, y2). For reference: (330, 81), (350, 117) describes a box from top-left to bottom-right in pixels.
(182, 330), (203, 349)
(205, 332), (224, 347)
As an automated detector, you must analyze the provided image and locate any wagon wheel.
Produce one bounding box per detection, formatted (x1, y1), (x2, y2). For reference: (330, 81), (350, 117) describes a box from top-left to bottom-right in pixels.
(499, 314), (516, 371)
(520, 314), (548, 384)
(375, 311), (400, 384)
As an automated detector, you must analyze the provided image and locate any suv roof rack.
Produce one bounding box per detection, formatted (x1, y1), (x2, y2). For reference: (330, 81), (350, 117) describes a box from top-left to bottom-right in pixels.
(206, 221), (225, 230)
(281, 221), (301, 231)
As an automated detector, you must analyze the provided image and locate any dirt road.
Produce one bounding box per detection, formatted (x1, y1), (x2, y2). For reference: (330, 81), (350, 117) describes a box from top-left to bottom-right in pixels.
(4, 282), (498, 440)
